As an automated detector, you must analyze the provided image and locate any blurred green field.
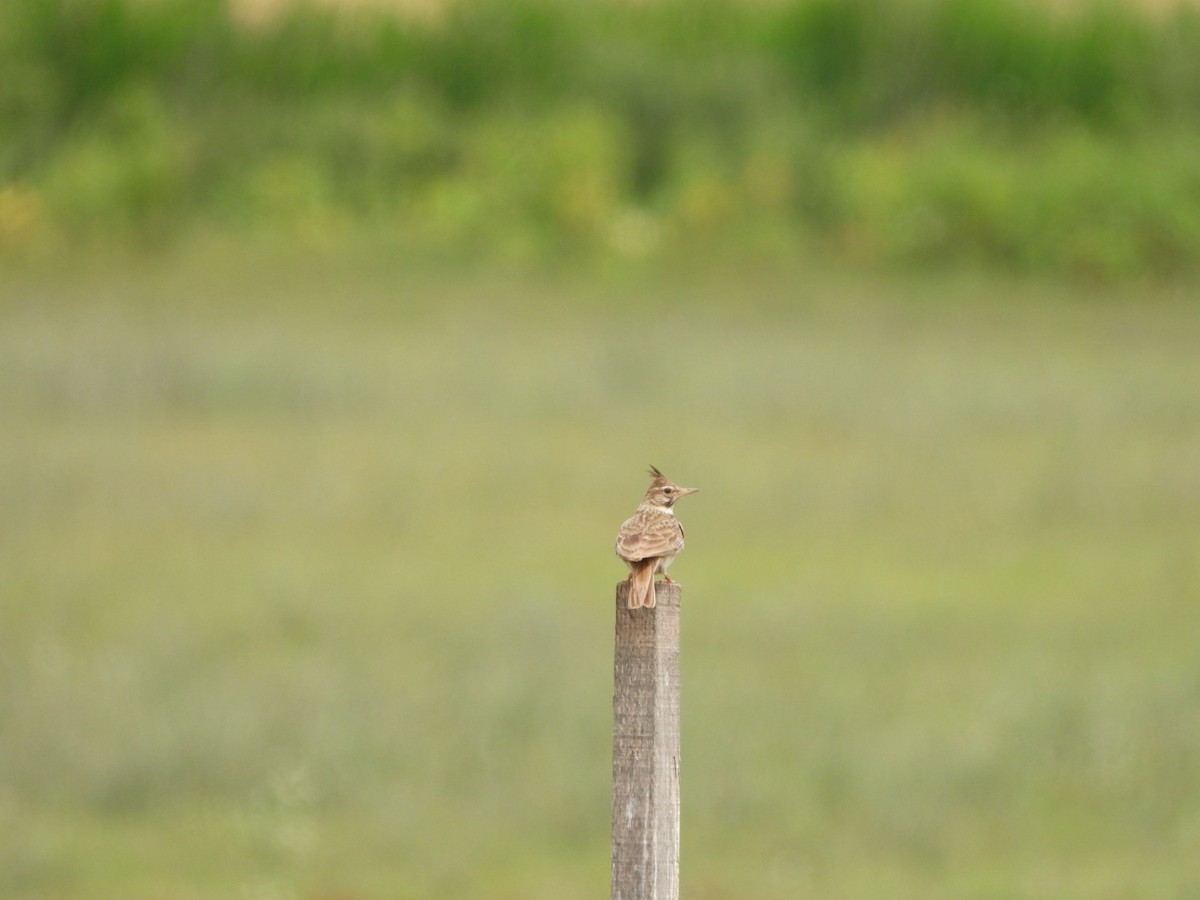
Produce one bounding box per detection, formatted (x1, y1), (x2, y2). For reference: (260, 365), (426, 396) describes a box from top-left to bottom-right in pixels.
(1, 256), (1198, 898)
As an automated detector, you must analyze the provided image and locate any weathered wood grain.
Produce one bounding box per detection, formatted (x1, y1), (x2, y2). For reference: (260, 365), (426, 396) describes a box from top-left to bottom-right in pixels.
(611, 580), (681, 900)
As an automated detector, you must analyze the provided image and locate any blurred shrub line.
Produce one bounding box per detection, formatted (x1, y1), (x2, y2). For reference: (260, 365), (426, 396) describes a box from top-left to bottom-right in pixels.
(3, 0), (1200, 280)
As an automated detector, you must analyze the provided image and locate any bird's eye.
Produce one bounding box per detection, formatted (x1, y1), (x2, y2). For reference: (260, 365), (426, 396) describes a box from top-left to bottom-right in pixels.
(663, 486), (674, 493)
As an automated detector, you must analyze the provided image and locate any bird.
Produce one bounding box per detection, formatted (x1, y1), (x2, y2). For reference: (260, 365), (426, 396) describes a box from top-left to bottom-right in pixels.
(615, 466), (698, 609)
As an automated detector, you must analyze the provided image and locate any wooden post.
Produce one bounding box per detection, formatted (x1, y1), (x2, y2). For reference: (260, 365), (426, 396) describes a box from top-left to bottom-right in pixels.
(611, 580), (681, 900)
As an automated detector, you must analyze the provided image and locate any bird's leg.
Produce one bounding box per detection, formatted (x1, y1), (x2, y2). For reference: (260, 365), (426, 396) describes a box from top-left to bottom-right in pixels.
(661, 574), (675, 584)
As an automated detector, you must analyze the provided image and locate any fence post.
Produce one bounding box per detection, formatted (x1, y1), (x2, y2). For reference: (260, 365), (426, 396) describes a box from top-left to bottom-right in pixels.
(611, 580), (681, 900)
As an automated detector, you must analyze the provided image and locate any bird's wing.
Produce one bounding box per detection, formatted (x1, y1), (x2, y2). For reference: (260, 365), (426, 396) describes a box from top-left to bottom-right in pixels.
(616, 512), (685, 562)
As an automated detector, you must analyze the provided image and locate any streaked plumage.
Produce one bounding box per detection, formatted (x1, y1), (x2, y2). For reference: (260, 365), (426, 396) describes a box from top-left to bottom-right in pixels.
(615, 466), (698, 609)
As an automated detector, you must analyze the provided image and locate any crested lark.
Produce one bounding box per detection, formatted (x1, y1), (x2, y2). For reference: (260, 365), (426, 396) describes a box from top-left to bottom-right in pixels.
(615, 466), (699, 609)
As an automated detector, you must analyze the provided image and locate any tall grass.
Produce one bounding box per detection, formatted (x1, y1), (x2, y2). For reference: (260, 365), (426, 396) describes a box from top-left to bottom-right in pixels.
(3, 0), (1200, 278)
(1, 260), (1199, 897)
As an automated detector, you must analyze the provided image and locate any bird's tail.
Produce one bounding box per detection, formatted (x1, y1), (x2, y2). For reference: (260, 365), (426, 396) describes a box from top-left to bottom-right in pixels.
(629, 561), (655, 609)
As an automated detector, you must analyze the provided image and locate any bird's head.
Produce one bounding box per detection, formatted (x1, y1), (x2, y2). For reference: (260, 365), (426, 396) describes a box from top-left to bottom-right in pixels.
(643, 465), (699, 510)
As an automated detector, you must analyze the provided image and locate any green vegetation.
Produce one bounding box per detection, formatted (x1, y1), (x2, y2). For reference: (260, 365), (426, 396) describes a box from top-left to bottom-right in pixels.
(2, 259), (1199, 897)
(3, 0), (1200, 278)
(3, 1), (1199, 895)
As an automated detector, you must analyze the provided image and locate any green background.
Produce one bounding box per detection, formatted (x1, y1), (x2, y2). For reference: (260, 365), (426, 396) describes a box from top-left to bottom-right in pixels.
(2, 1), (1199, 897)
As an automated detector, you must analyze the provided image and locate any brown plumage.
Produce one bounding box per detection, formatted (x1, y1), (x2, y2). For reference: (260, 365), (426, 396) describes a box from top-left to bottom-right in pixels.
(615, 466), (698, 609)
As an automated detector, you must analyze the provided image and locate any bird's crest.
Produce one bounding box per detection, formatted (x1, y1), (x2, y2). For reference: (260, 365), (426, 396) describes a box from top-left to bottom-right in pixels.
(648, 465), (668, 485)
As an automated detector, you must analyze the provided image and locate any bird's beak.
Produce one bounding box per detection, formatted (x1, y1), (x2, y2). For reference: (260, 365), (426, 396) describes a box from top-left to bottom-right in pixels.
(677, 486), (699, 496)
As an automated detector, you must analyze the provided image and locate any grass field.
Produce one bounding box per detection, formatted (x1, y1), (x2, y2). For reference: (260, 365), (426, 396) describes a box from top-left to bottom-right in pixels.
(2, 255), (1198, 898)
